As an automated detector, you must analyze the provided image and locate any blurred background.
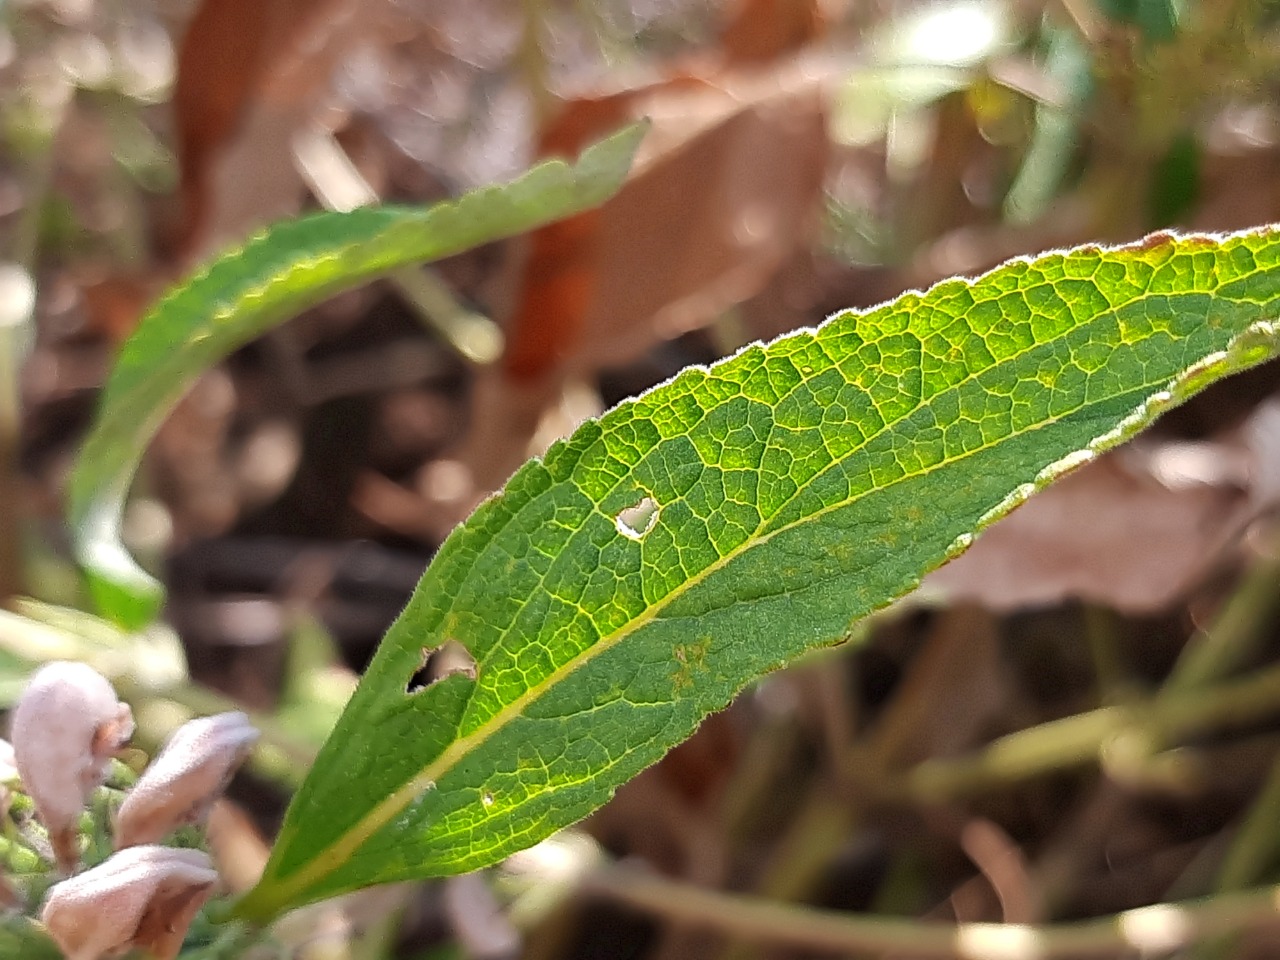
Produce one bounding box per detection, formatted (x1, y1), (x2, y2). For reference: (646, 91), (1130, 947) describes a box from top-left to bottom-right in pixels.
(5, 0), (1280, 956)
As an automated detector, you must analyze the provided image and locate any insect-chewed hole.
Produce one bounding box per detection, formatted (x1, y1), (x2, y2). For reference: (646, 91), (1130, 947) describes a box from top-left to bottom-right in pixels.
(615, 496), (659, 540)
(406, 640), (477, 694)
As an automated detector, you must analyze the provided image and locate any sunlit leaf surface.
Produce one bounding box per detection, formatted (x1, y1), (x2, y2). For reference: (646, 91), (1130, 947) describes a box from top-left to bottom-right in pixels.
(237, 226), (1280, 919)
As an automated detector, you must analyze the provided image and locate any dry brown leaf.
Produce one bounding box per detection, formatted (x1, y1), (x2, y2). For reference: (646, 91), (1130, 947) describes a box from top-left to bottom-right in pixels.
(719, 0), (826, 66)
(503, 68), (829, 377)
(924, 397), (1280, 612)
(172, 0), (373, 257)
(500, 89), (644, 382)
(80, 273), (160, 343)
(576, 74), (828, 369)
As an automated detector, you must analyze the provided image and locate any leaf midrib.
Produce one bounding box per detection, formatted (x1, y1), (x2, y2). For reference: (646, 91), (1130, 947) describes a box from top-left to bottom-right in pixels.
(260, 282), (1213, 904)
(455, 270), (1224, 664)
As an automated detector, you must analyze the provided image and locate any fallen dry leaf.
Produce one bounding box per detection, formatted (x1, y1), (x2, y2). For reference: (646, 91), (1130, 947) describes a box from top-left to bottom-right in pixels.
(172, 0), (374, 258)
(719, 0), (826, 66)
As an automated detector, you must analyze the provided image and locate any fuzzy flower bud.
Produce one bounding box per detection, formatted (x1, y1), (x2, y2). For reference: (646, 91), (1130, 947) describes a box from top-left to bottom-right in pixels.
(11, 662), (134, 870)
(40, 845), (217, 960)
(114, 712), (259, 850)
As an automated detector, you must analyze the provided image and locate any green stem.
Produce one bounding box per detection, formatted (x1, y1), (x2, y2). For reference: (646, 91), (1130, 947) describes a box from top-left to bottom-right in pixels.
(589, 867), (1280, 959)
(519, 0), (555, 126)
(896, 657), (1280, 803)
(1215, 757), (1280, 893)
(1164, 542), (1280, 693)
(1082, 604), (1127, 700)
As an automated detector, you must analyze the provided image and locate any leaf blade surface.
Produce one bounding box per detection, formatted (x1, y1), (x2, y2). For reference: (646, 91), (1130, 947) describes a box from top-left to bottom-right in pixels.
(237, 228), (1280, 919)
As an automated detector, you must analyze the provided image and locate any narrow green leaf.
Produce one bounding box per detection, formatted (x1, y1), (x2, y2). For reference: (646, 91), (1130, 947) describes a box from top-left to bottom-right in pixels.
(67, 122), (649, 628)
(236, 227), (1280, 921)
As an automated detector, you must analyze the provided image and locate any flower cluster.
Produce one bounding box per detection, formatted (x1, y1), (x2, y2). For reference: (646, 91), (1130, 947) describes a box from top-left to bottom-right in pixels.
(1, 662), (259, 960)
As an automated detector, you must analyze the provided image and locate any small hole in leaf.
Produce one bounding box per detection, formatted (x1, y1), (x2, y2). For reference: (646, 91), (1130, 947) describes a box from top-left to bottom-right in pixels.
(481, 792), (494, 808)
(406, 640), (477, 694)
(616, 496), (659, 540)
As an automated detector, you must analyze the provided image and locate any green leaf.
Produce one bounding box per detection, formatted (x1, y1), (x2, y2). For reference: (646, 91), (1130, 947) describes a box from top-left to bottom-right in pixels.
(67, 122), (649, 629)
(1095, 0), (1182, 42)
(1148, 132), (1201, 229)
(1003, 24), (1090, 224)
(0, 916), (62, 960)
(236, 227), (1280, 921)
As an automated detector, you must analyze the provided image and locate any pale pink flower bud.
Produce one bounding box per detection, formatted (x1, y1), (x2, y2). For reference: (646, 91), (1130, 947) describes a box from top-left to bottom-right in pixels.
(39, 845), (217, 960)
(114, 712), (258, 850)
(11, 662), (134, 870)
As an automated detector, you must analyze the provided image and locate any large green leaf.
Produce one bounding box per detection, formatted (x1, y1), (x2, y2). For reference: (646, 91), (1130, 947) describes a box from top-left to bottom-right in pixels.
(233, 226), (1280, 921)
(67, 122), (648, 629)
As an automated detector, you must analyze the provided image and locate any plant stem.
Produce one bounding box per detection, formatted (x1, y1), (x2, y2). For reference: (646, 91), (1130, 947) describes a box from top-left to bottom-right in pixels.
(1082, 604), (1126, 700)
(895, 656), (1280, 803)
(588, 866), (1280, 959)
(1164, 538), (1280, 693)
(1216, 756), (1280, 894)
(519, 0), (555, 127)
(291, 126), (503, 365)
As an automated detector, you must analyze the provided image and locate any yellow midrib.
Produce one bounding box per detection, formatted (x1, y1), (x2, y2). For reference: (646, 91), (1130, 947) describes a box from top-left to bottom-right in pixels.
(257, 271), (1258, 909)
(259, 397), (1087, 908)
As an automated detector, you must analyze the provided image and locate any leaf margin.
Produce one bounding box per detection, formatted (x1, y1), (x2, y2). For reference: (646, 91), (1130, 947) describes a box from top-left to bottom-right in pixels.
(232, 225), (1280, 921)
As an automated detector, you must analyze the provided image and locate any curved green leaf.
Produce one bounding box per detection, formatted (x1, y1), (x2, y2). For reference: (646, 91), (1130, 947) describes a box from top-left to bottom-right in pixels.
(68, 122), (649, 628)
(236, 227), (1280, 921)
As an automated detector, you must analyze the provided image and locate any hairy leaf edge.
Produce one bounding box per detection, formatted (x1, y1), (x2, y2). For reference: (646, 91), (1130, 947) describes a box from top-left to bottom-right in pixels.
(236, 226), (1280, 919)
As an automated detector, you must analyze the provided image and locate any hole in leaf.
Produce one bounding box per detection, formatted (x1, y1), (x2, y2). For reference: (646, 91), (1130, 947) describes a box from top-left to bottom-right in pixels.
(406, 640), (477, 694)
(615, 496), (659, 540)
(481, 791), (494, 808)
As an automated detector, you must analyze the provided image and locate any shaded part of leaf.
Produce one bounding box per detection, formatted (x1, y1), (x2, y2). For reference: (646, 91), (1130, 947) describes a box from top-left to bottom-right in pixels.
(1148, 133), (1200, 230)
(1003, 25), (1090, 224)
(0, 914), (64, 960)
(1095, 0), (1181, 42)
